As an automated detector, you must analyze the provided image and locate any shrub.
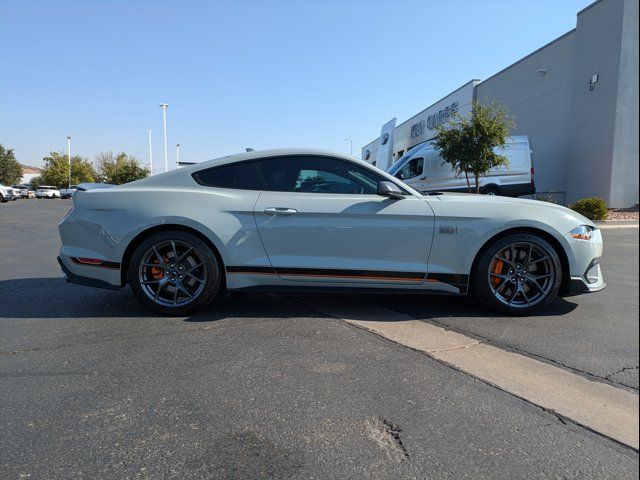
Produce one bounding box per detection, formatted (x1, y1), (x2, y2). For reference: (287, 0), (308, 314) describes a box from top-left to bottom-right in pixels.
(569, 197), (608, 220)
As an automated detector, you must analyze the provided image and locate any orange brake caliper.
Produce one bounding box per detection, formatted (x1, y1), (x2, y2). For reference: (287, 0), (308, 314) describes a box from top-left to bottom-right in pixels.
(150, 256), (168, 280)
(491, 259), (504, 287)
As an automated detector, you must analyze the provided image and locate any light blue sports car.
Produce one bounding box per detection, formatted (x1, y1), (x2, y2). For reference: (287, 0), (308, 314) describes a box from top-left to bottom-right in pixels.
(57, 149), (605, 316)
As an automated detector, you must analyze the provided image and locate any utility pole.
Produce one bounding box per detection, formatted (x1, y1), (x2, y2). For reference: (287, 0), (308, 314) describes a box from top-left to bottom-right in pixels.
(66, 136), (71, 188)
(159, 103), (169, 172)
(146, 130), (153, 175)
(344, 138), (353, 156)
(176, 143), (181, 169)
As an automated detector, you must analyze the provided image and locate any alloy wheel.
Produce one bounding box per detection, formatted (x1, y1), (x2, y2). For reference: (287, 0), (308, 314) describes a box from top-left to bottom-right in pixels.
(138, 239), (207, 308)
(487, 241), (555, 308)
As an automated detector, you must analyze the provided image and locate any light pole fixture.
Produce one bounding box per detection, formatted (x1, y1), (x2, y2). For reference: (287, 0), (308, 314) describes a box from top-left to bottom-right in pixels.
(66, 136), (72, 188)
(176, 143), (181, 169)
(159, 103), (169, 172)
(344, 138), (353, 156)
(146, 130), (153, 175)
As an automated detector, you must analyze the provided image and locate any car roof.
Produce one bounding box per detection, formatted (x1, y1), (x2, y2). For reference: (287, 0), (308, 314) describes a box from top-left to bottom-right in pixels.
(185, 148), (366, 172)
(132, 148), (375, 179)
(124, 148), (422, 196)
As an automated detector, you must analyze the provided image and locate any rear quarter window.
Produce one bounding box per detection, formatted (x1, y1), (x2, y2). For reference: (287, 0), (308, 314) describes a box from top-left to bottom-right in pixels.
(193, 161), (263, 190)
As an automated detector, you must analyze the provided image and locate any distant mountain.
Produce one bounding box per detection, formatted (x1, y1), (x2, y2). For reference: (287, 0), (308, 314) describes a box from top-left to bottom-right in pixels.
(21, 164), (42, 174)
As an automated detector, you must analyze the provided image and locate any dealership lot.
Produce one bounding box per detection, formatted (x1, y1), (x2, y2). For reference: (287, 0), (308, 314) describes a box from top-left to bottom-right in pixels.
(1, 200), (638, 478)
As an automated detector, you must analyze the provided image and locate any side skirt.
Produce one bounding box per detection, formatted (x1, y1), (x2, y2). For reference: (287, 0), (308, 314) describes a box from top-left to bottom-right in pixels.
(226, 285), (465, 296)
(225, 266), (469, 295)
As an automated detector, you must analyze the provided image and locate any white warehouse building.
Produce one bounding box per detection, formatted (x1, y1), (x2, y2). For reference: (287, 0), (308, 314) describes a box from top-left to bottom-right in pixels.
(361, 0), (638, 208)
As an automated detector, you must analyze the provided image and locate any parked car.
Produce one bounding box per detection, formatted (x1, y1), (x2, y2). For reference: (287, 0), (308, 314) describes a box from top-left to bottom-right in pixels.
(0, 184), (16, 202)
(36, 186), (61, 199)
(58, 148), (604, 317)
(12, 185), (29, 198)
(388, 135), (535, 197)
(60, 185), (78, 199)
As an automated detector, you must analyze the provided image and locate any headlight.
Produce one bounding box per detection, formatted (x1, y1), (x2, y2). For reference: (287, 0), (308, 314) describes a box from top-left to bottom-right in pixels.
(569, 225), (595, 241)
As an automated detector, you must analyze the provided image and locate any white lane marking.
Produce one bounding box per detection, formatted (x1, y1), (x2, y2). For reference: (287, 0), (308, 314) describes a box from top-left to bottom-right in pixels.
(300, 296), (639, 450)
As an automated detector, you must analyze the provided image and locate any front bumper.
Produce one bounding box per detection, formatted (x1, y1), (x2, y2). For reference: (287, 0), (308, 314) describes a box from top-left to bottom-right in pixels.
(565, 259), (606, 296)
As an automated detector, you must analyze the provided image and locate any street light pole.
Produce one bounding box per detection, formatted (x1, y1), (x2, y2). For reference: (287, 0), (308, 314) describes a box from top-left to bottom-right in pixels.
(176, 144), (180, 169)
(344, 138), (353, 156)
(159, 103), (169, 172)
(146, 130), (153, 175)
(66, 136), (71, 188)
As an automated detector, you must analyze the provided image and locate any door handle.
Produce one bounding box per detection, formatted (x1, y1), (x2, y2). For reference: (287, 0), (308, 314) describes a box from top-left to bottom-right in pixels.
(263, 207), (298, 216)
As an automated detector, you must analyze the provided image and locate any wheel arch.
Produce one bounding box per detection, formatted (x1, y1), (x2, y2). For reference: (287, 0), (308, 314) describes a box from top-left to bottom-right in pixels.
(481, 184), (501, 195)
(469, 227), (571, 295)
(120, 224), (226, 288)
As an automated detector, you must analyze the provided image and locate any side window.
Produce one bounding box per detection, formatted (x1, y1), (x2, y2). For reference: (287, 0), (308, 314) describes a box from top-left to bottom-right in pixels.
(258, 156), (384, 194)
(398, 157), (424, 179)
(193, 161), (262, 190)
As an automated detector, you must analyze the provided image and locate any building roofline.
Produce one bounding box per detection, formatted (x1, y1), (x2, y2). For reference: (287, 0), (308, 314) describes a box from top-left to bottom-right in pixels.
(478, 28), (576, 87)
(361, 79), (481, 150)
(577, 0), (603, 16)
(394, 79), (481, 131)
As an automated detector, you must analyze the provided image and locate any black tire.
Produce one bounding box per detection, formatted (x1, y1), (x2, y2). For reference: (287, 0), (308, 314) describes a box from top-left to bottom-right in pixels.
(482, 186), (501, 196)
(0, 194), (5, 203)
(127, 230), (222, 316)
(473, 233), (562, 315)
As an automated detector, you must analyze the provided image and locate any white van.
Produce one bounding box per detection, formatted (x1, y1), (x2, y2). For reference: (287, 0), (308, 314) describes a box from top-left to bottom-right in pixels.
(388, 135), (535, 197)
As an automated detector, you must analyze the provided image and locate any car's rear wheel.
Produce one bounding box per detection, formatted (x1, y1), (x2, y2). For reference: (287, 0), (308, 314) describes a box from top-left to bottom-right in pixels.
(128, 231), (222, 316)
(473, 233), (562, 315)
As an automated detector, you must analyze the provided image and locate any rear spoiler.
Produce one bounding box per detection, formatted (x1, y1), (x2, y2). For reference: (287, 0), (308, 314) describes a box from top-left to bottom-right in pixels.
(76, 183), (116, 191)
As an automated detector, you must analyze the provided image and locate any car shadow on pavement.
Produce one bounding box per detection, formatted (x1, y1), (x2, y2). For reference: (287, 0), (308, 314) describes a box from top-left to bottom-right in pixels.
(0, 277), (578, 321)
(349, 292), (579, 320)
(0, 277), (151, 318)
(0, 277), (325, 321)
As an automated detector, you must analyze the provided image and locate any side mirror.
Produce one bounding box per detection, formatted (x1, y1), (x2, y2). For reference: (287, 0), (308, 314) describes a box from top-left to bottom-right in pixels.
(377, 181), (405, 199)
(396, 171), (405, 180)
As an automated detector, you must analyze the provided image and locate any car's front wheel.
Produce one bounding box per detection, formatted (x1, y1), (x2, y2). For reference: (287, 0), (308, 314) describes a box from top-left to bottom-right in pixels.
(473, 233), (562, 315)
(128, 231), (222, 316)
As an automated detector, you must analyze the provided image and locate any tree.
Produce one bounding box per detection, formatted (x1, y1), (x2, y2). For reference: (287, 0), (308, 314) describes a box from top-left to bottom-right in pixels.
(40, 151), (96, 187)
(0, 144), (23, 185)
(434, 101), (515, 194)
(96, 152), (149, 185)
(30, 175), (42, 188)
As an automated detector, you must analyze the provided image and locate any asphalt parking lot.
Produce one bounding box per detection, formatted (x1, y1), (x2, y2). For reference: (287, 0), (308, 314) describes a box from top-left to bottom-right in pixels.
(1, 199), (638, 479)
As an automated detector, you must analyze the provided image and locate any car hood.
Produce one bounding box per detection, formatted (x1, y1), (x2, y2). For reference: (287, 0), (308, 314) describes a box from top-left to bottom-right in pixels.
(424, 192), (596, 228)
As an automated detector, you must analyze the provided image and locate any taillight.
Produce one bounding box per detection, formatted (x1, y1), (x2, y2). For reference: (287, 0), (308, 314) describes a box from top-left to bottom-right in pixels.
(530, 167), (535, 187)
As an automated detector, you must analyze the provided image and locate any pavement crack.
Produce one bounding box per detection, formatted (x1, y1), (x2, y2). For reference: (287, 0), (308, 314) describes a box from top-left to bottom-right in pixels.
(377, 307), (639, 392)
(428, 340), (482, 353)
(606, 366), (639, 380)
(362, 417), (409, 463)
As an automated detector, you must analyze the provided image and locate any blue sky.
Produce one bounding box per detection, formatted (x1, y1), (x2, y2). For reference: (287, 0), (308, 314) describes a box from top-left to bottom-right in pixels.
(1, 0), (592, 169)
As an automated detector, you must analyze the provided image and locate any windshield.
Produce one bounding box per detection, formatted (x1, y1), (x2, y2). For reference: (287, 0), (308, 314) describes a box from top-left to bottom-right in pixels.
(387, 141), (432, 175)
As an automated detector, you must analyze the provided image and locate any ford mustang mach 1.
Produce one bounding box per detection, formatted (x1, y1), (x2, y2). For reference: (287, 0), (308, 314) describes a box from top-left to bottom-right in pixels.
(57, 149), (605, 316)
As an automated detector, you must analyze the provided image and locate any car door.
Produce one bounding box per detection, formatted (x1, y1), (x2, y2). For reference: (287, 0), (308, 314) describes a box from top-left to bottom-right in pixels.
(253, 155), (435, 285)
